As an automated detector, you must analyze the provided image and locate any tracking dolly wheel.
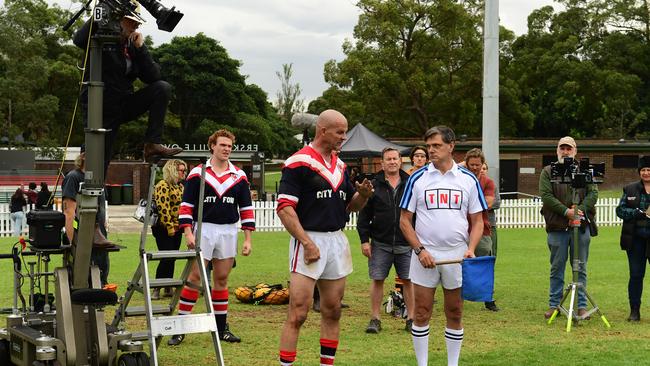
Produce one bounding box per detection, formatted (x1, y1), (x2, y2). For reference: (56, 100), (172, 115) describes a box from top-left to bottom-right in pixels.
(118, 352), (150, 366)
(135, 352), (150, 366)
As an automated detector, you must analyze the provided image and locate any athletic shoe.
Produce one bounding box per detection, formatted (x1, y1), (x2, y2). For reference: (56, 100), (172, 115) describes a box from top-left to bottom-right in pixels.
(167, 334), (185, 346)
(365, 318), (381, 334)
(219, 323), (241, 343)
(484, 301), (500, 312)
(151, 289), (160, 300)
(405, 319), (413, 332)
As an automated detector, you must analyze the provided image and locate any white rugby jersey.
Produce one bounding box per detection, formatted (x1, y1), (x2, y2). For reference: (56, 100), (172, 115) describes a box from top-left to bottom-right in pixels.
(399, 162), (487, 249)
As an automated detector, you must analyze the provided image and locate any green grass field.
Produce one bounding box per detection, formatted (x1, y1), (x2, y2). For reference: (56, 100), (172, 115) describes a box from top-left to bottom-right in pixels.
(0, 227), (647, 365)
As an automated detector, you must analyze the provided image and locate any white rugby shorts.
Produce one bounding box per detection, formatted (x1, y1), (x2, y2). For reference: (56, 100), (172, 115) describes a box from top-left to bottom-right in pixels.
(289, 230), (353, 280)
(409, 244), (466, 289)
(196, 222), (238, 260)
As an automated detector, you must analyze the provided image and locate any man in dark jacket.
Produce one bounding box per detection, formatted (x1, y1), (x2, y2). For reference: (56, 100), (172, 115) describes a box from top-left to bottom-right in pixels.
(73, 2), (181, 169)
(539, 136), (598, 320)
(357, 147), (414, 333)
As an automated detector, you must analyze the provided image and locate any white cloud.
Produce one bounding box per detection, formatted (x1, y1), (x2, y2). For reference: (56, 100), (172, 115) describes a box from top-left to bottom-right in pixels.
(45, 0), (562, 103)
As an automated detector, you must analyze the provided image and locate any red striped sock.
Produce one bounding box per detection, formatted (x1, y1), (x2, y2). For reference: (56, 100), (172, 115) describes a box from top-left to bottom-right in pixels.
(212, 289), (229, 331)
(320, 338), (338, 365)
(178, 287), (199, 315)
(279, 349), (296, 365)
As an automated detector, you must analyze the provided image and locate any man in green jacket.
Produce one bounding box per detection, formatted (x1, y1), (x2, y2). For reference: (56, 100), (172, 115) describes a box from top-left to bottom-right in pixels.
(539, 136), (598, 320)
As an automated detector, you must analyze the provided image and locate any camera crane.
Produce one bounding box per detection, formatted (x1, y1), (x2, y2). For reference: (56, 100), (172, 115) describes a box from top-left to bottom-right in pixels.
(546, 157), (611, 332)
(0, 1), (224, 365)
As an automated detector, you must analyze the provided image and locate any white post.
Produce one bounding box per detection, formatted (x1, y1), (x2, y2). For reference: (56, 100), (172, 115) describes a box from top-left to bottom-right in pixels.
(482, 0), (500, 190)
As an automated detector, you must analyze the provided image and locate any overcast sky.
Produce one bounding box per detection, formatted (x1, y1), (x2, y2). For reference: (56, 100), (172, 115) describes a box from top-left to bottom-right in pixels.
(50, 0), (562, 103)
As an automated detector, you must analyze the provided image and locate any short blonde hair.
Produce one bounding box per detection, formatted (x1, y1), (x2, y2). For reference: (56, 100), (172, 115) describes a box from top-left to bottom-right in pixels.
(162, 159), (187, 185)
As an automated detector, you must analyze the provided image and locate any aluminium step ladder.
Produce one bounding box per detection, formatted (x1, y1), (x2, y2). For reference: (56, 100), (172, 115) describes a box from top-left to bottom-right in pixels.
(111, 160), (224, 366)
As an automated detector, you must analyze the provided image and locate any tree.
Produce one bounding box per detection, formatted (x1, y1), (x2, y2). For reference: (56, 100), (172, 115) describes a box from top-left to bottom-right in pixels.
(153, 33), (300, 158)
(505, 2), (649, 138)
(0, 0), (80, 153)
(274, 63), (304, 123)
(320, 0), (485, 137)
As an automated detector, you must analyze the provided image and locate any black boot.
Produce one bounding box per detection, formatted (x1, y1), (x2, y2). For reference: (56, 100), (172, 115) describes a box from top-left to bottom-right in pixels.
(628, 305), (640, 322)
(219, 323), (241, 343)
(484, 301), (500, 312)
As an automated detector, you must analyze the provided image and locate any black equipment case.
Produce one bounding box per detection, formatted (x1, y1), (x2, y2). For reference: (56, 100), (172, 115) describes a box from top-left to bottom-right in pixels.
(26, 210), (65, 249)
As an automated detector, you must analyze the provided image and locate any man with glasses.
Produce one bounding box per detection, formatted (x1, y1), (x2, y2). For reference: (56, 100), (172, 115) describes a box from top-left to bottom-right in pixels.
(463, 148), (499, 312)
(400, 126), (486, 366)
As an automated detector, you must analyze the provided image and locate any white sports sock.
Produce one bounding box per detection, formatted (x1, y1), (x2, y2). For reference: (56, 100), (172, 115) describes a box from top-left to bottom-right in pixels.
(411, 324), (430, 366)
(445, 327), (463, 366)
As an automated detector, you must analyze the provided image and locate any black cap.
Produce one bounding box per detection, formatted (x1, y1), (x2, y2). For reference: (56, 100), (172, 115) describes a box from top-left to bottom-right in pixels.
(639, 155), (650, 172)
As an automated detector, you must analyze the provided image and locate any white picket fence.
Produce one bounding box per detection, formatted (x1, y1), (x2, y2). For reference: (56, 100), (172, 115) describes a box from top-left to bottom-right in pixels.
(0, 203), (62, 237)
(0, 198), (623, 237)
(496, 197), (621, 228)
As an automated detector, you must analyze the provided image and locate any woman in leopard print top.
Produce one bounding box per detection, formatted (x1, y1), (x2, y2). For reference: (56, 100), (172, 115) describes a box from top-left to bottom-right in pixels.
(151, 159), (187, 299)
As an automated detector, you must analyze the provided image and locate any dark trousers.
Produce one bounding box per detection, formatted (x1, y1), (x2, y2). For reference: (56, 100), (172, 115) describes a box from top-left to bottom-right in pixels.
(91, 249), (110, 286)
(627, 231), (650, 307)
(83, 80), (171, 171)
(152, 224), (182, 279)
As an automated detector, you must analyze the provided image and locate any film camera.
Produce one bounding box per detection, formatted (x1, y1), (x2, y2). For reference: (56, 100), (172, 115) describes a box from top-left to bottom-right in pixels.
(550, 157), (605, 188)
(64, 0), (183, 35)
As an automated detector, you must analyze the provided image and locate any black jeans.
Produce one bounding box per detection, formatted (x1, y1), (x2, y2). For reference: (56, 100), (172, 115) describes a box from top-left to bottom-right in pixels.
(627, 229), (650, 307)
(91, 249), (110, 286)
(152, 224), (182, 279)
(83, 80), (172, 172)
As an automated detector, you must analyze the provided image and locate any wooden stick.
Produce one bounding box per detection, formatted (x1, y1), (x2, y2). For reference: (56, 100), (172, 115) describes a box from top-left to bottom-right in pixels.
(434, 259), (463, 265)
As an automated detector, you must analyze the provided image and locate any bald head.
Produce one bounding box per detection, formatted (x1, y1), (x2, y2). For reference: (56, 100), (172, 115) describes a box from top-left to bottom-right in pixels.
(316, 109), (347, 130)
(313, 109), (348, 154)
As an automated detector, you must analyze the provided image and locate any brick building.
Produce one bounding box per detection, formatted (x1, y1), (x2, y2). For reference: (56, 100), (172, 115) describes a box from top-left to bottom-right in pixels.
(353, 138), (650, 197)
(34, 150), (264, 204)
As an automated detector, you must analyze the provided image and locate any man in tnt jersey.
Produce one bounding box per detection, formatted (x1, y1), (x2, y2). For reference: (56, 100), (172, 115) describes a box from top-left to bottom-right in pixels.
(276, 109), (374, 366)
(168, 129), (254, 346)
(399, 126), (486, 366)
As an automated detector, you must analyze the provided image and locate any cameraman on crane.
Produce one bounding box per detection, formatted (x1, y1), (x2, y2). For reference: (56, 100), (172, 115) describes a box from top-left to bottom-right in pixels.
(73, 0), (182, 169)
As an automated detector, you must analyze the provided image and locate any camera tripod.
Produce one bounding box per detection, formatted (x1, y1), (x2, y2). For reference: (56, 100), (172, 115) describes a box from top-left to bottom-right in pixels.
(547, 189), (611, 332)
